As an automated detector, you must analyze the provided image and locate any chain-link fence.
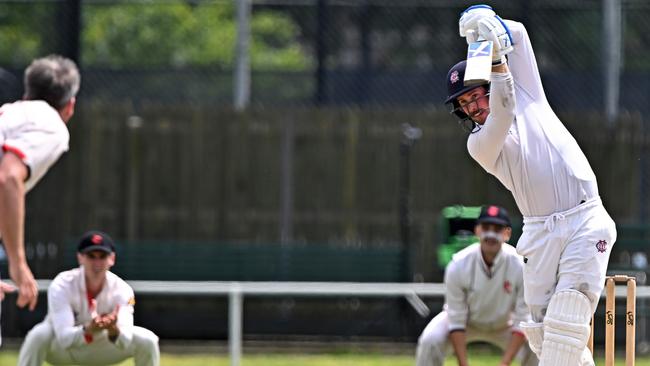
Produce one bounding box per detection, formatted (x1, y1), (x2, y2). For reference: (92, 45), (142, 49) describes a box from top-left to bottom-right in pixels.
(0, 0), (648, 113)
(2, 0), (650, 278)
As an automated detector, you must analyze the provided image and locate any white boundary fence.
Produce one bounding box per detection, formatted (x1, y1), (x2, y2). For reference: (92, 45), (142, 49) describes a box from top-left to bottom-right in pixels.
(31, 280), (650, 366)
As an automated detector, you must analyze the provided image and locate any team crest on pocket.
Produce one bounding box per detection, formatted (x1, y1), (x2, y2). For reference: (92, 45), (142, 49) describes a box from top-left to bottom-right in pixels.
(503, 280), (512, 294)
(596, 240), (608, 253)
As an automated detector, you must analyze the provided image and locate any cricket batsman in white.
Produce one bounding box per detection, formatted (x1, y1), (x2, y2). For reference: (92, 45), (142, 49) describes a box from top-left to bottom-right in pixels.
(416, 205), (537, 366)
(444, 5), (617, 366)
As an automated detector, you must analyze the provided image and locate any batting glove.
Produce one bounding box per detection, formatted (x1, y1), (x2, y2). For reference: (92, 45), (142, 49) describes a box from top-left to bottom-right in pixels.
(459, 4), (495, 39)
(478, 15), (514, 64)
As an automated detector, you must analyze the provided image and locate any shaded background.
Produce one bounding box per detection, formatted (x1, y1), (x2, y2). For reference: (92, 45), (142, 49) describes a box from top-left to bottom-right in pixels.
(0, 0), (649, 348)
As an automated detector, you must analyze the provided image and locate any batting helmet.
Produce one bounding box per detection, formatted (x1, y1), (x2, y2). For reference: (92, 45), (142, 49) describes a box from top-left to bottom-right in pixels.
(444, 60), (489, 133)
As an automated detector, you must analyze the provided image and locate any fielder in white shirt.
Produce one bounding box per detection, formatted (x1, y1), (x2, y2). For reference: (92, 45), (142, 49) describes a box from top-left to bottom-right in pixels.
(446, 5), (617, 366)
(416, 205), (537, 366)
(18, 231), (160, 366)
(0, 55), (79, 324)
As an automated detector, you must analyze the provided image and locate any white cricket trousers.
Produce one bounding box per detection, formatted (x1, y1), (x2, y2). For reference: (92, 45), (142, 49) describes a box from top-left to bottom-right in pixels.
(415, 311), (538, 366)
(516, 197), (616, 319)
(17, 321), (160, 366)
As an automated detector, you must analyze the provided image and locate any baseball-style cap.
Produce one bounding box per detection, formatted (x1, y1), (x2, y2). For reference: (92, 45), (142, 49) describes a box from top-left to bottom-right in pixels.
(77, 231), (115, 254)
(476, 205), (511, 227)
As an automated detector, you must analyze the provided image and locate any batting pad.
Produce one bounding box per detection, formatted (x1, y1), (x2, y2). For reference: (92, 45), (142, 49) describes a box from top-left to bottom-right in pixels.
(520, 321), (543, 358)
(580, 347), (595, 366)
(541, 290), (592, 366)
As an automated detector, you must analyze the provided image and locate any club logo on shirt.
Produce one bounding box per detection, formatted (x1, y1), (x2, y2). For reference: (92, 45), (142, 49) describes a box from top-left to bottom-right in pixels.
(503, 280), (512, 294)
(596, 240), (608, 253)
(450, 70), (460, 84)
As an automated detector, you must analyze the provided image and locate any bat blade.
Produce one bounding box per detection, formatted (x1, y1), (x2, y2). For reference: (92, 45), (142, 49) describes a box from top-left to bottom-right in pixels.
(464, 40), (493, 86)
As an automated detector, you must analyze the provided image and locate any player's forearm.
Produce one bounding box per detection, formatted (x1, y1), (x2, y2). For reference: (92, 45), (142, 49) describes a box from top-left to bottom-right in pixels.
(500, 332), (526, 365)
(54, 323), (86, 348)
(449, 330), (470, 366)
(468, 70), (514, 171)
(493, 64), (509, 75)
(0, 170), (26, 265)
(112, 310), (134, 347)
(489, 70), (515, 123)
(502, 20), (546, 102)
(107, 324), (120, 342)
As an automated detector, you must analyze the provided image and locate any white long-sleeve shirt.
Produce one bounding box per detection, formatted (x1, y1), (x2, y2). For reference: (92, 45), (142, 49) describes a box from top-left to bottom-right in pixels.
(0, 100), (69, 192)
(46, 266), (136, 350)
(444, 243), (529, 333)
(467, 21), (598, 217)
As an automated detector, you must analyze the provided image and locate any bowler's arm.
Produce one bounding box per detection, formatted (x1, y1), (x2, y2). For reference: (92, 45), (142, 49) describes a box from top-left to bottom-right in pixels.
(0, 152), (37, 311)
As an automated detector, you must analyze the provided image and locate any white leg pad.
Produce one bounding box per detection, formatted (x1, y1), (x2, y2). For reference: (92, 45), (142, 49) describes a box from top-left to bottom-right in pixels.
(580, 347), (595, 366)
(541, 290), (592, 366)
(520, 321), (543, 358)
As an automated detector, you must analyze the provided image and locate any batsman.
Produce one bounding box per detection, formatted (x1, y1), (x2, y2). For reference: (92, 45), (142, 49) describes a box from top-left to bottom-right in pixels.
(444, 5), (617, 366)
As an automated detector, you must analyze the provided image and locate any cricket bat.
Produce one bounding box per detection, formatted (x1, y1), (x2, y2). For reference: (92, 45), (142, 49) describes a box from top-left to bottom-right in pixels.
(464, 40), (493, 86)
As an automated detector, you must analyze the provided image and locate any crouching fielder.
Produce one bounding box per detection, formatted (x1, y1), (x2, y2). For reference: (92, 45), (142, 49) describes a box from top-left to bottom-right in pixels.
(416, 206), (537, 366)
(18, 231), (159, 366)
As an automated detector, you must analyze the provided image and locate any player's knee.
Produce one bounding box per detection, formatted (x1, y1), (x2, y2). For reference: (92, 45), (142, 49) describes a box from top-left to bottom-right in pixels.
(135, 328), (159, 352)
(415, 339), (445, 366)
(418, 329), (450, 364)
(416, 332), (430, 347)
(575, 287), (599, 313)
(24, 322), (53, 348)
(417, 329), (445, 349)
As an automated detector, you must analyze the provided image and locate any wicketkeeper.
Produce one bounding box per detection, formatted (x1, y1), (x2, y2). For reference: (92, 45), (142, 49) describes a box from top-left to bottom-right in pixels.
(416, 205), (537, 366)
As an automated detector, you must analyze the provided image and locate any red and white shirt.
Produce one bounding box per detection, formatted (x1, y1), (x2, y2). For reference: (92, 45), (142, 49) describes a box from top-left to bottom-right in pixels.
(46, 267), (137, 351)
(0, 100), (69, 192)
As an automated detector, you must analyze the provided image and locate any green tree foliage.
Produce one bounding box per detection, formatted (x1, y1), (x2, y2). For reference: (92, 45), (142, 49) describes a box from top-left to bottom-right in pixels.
(0, 2), (58, 65)
(82, 2), (310, 69)
(0, 1), (310, 70)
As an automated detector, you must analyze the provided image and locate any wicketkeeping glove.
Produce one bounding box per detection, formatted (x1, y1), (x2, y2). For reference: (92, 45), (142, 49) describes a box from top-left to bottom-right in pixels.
(477, 15), (514, 64)
(459, 4), (495, 39)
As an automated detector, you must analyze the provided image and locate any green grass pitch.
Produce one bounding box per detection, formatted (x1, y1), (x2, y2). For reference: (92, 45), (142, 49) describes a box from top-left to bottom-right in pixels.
(0, 351), (645, 365)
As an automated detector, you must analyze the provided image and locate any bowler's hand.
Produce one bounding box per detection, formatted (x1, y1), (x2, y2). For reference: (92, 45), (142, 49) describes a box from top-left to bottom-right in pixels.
(0, 281), (16, 301)
(10, 261), (37, 310)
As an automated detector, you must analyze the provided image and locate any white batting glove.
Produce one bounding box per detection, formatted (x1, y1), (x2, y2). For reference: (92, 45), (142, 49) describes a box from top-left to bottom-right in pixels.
(459, 4), (495, 39)
(465, 29), (479, 44)
(477, 15), (514, 64)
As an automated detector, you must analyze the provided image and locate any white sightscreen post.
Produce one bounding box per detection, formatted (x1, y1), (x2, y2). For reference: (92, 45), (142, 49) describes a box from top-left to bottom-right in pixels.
(229, 286), (243, 366)
(603, 0), (622, 125)
(234, 0), (251, 111)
